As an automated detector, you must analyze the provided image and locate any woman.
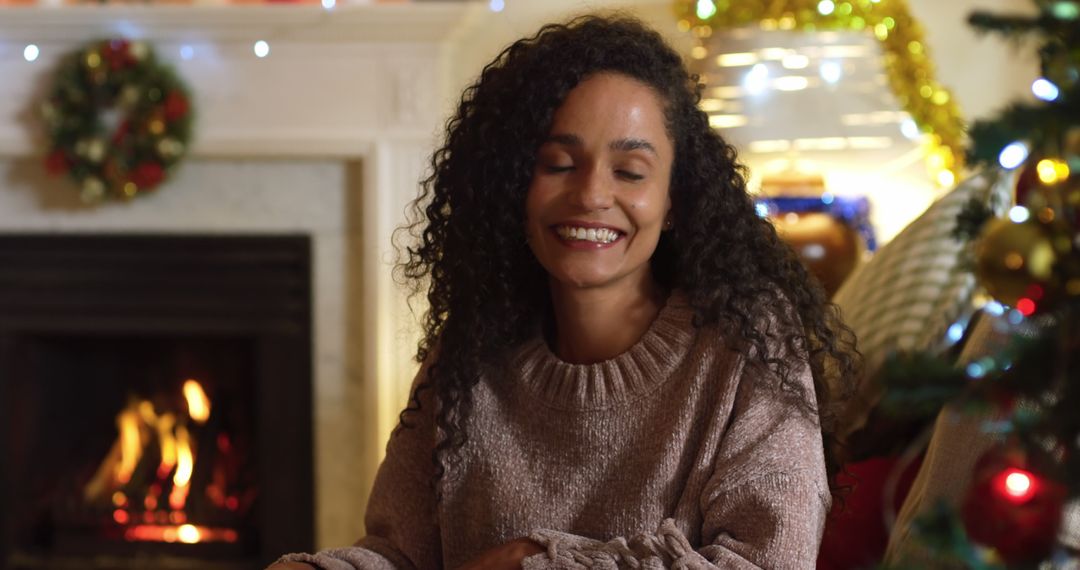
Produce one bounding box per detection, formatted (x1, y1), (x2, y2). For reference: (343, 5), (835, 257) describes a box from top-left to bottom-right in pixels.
(272, 14), (858, 570)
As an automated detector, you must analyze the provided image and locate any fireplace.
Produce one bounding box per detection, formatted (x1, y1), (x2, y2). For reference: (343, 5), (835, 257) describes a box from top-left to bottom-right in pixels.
(0, 234), (314, 570)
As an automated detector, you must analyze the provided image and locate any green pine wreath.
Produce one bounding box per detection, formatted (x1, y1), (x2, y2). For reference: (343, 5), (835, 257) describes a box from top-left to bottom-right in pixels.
(40, 39), (193, 203)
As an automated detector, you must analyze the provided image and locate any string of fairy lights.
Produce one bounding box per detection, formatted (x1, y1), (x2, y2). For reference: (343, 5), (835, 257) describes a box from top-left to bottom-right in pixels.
(674, 0), (965, 188)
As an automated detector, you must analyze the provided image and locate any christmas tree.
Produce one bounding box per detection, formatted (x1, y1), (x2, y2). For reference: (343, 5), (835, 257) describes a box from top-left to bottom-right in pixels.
(879, 1), (1080, 567)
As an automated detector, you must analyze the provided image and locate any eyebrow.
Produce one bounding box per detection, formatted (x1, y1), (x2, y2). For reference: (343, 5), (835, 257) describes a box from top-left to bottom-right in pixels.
(544, 133), (659, 157)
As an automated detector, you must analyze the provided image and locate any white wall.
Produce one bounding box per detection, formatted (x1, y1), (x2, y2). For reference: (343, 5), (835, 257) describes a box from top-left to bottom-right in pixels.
(914, 0), (1038, 121)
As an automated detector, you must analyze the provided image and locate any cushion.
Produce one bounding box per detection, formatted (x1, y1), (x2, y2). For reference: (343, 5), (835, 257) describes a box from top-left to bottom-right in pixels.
(831, 169), (1012, 440)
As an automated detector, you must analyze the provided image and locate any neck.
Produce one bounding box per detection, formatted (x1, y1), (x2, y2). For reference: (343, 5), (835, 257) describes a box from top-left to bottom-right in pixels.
(548, 274), (667, 365)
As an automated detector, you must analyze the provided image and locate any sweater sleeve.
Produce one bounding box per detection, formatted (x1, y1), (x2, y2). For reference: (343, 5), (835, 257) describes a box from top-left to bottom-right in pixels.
(522, 334), (831, 570)
(271, 367), (442, 570)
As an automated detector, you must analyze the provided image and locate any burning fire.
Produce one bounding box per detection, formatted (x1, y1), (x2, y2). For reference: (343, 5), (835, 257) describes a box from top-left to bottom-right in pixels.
(168, 424), (193, 511)
(124, 523), (238, 544)
(83, 378), (238, 544)
(183, 379), (211, 424)
(117, 407), (142, 485)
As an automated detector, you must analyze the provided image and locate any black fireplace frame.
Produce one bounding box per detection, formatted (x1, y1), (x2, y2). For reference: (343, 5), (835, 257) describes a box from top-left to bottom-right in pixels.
(0, 234), (315, 570)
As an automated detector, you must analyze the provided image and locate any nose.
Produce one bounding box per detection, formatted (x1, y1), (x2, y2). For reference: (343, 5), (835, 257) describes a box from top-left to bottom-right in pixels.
(570, 166), (614, 211)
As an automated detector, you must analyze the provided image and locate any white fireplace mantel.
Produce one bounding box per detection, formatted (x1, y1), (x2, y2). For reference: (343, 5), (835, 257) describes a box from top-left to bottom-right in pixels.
(0, 2), (481, 157)
(0, 1), (481, 549)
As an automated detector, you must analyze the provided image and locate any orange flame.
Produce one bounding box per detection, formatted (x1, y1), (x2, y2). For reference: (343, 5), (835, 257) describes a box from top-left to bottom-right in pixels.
(155, 413), (177, 480)
(85, 379), (218, 524)
(168, 425), (193, 510)
(183, 380), (211, 424)
(116, 406), (143, 484)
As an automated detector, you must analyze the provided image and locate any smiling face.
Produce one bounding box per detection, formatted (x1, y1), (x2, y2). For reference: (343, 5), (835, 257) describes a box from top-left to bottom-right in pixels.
(525, 72), (674, 295)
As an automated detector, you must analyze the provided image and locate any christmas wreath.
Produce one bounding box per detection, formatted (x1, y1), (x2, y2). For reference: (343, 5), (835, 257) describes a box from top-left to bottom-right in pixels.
(40, 39), (193, 203)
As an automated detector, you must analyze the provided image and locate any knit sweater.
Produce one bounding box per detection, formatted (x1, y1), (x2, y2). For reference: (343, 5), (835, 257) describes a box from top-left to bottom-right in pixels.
(276, 294), (831, 570)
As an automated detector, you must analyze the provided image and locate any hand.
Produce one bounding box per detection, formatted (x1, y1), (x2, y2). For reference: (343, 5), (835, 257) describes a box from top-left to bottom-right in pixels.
(265, 563), (317, 570)
(456, 537), (545, 570)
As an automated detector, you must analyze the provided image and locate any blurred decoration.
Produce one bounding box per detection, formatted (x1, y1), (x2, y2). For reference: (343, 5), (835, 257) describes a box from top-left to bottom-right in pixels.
(960, 444), (1066, 566)
(869, 1), (1080, 567)
(674, 0), (965, 190)
(39, 39), (193, 203)
(973, 216), (1059, 308)
(755, 171), (874, 296)
(818, 453), (924, 570)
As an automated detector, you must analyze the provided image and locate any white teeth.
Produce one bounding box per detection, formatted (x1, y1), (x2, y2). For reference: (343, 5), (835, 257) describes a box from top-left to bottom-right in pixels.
(555, 226), (620, 244)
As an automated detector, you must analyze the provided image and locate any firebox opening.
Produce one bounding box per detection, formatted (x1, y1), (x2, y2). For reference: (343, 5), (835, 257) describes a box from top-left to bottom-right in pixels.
(0, 233), (316, 570)
(5, 334), (259, 567)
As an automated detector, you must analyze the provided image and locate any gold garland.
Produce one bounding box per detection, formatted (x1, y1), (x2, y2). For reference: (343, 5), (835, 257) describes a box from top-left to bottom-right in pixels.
(675, 0), (965, 186)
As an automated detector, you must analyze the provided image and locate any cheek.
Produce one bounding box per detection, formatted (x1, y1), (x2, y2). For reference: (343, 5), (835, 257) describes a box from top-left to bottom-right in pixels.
(626, 186), (670, 226)
(525, 175), (563, 218)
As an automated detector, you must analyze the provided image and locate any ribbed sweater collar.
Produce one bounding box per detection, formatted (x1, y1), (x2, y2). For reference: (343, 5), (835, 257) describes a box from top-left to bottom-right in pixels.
(508, 292), (697, 411)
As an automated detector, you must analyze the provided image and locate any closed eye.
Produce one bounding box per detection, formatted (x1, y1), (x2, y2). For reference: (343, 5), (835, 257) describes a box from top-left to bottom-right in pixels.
(617, 170), (644, 181)
(545, 165), (575, 173)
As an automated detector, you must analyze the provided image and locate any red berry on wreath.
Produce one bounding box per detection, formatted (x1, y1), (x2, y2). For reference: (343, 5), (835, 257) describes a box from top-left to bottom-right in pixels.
(45, 150), (69, 175)
(131, 162), (165, 189)
(112, 119), (130, 145)
(103, 39), (133, 71)
(164, 91), (189, 122)
(960, 445), (1065, 565)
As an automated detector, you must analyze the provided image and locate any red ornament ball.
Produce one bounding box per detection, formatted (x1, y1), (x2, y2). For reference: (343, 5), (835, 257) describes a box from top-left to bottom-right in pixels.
(960, 446), (1065, 565)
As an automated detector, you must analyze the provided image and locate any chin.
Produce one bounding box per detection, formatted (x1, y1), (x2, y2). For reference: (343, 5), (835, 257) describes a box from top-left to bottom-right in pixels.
(549, 269), (621, 290)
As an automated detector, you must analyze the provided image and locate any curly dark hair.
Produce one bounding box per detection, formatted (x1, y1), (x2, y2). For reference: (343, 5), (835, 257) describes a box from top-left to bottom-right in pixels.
(397, 14), (860, 501)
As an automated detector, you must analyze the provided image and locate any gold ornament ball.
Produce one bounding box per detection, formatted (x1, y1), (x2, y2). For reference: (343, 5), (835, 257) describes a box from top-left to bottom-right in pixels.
(974, 217), (1057, 306)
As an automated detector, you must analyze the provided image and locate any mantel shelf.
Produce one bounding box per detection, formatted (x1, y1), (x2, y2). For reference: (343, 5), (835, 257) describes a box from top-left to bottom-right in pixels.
(0, 1), (479, 157)
(0, 2), (480, 43)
